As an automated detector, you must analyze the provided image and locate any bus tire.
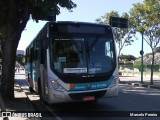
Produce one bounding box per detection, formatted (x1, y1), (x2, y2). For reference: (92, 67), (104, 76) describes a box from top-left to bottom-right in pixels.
(29, 86), (35, 93)
(38, 79), (47, 105)
(38, 79), (42, 97)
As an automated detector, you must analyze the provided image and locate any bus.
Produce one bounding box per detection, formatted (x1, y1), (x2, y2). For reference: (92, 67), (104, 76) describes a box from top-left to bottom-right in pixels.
(25, 21), (119, 104)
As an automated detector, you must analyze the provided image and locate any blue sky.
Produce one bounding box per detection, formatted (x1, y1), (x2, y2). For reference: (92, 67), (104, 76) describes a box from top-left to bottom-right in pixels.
(18, 0), (151, 57)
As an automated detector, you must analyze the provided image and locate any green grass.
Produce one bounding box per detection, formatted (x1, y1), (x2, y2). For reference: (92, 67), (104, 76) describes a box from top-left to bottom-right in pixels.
(143, 71), (160, 75)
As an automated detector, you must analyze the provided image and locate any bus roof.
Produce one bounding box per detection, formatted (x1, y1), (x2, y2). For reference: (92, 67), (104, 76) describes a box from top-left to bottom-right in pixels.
(25, 21), (112, 49)
(47, 21), (112, 35)
(46, 21), (111, 27)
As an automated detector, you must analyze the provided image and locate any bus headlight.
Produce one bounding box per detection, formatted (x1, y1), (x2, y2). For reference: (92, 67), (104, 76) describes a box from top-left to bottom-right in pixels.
(108, 76), (118, 88)
(51, 80), (65, 92)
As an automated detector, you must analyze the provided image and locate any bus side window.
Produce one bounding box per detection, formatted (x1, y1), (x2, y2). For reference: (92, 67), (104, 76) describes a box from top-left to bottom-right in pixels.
(35, 49), (38, 61)
(30, 48), (33, 63)
(34, 41), (39, 61)
(40, 39), (47, 64)
(25, 49), (29, 63)
(40, 49), (46, 64)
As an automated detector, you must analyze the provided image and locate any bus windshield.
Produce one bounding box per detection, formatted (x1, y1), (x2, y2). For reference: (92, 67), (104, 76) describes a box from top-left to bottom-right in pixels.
(50, 34), (116, 76)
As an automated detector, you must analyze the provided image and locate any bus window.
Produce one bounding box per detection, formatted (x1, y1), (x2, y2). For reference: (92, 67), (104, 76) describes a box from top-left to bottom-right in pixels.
(25, 48), (29, 63)
(40, 39), (47, 64)
(105, 40), (113, 58)
(29, 48), (32, 63)
(88, 37), (114, 74)
(50, 36), (86, 73)
(50, 34), (115, 75)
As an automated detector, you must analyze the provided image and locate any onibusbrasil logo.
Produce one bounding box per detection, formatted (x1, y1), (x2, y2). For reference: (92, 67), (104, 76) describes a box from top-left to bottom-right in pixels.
(1, 112), (42, 118)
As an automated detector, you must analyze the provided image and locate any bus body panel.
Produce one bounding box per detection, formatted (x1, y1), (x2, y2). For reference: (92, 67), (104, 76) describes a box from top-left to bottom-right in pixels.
(47, 78), (118, 104)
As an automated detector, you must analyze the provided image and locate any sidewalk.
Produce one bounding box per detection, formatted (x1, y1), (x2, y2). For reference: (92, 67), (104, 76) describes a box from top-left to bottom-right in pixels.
(0, 71), (41, 120)
(119, 73), (160, 89)
(0, 83), (40, 120)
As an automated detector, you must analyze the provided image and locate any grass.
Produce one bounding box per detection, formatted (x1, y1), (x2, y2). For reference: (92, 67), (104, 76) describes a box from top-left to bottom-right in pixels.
(143, 71), (160, 75)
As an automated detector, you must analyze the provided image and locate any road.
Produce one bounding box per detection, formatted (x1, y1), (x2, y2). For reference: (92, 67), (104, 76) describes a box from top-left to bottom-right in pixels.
(15, 73), (160, 120)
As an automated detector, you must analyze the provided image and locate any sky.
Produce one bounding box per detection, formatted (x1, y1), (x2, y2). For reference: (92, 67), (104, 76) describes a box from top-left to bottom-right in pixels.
(18, 0), (152, 58)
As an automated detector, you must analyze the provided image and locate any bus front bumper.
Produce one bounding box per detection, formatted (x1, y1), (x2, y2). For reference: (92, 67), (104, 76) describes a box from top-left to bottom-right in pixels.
(47, 86), (118, 104)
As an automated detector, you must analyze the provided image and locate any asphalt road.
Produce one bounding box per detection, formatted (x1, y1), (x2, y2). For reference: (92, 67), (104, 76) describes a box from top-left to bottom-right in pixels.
(15, 74), (160, 120)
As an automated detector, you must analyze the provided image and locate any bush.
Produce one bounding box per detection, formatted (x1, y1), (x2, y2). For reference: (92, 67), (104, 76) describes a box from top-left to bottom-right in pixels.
(134, 64), (160, 72)
(134, 64), (141, 71)
(119, 71), (122, 75)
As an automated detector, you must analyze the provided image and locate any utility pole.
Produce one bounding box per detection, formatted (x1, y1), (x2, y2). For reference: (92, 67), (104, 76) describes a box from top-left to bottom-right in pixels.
(140, 31), (144, 83)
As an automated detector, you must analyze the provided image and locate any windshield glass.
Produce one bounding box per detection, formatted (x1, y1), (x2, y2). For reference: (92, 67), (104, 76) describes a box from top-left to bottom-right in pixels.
(50, 34), (116, 76)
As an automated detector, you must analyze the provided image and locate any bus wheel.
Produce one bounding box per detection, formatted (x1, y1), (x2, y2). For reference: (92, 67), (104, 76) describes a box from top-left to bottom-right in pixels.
(38, 80), (42, 97)
(29, 86), (35, 93)
(38, 79), (47, 105)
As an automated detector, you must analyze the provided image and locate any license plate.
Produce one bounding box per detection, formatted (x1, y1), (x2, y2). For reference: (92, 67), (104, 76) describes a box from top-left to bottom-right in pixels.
(83, 96), (95, 101)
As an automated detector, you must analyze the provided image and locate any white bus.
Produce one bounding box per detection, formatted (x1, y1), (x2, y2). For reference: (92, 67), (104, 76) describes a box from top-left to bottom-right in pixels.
(25, 21), (119, 104)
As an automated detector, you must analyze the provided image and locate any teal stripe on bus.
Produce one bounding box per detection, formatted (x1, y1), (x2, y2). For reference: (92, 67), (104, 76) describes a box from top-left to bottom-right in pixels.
(69, 76), (114, 91)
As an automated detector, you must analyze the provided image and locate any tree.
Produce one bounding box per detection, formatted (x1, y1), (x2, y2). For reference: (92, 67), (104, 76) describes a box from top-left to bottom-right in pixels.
(96, 11), (135, 63)
(0, 23), (6, 58)
(155, 46), (160, 52)
(0, 0), (76, 100)
(129, 0), (160, 85)
(16, 55), (25, 66)
(119, 54), (137, 61)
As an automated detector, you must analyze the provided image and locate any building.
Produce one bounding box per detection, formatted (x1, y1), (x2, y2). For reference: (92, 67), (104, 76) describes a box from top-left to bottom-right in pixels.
(16, 50), (25, 55)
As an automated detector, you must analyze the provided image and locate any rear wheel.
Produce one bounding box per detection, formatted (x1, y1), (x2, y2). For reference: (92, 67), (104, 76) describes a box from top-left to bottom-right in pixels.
(38, 79), (42, 97)
(38, 79), (48, 105)
(29, 86), (35, 92)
